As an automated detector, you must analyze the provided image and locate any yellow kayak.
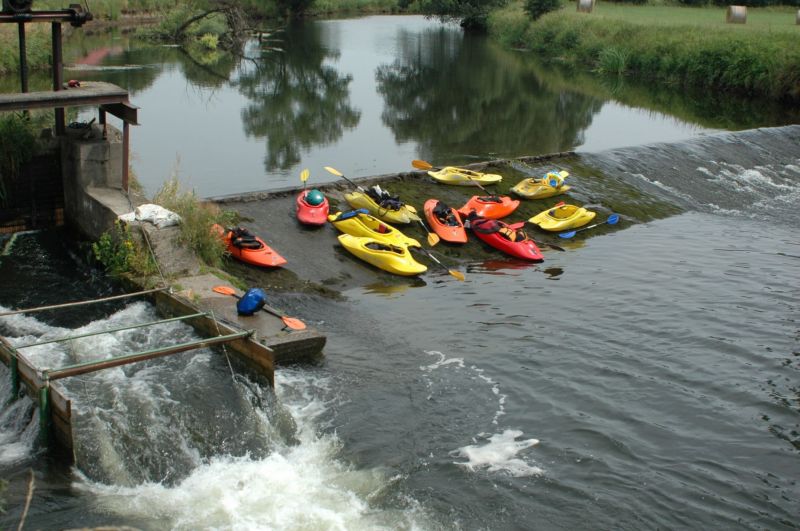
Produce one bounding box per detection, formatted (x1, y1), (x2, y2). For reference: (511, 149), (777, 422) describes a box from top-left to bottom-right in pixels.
(511, 170), (571, 199)
(528, 203), (596, 232)
(328, 210), (421, 248)
(337, 234), (427, 276)
(427, 167), (503, 186)
(344, 190), (420, 224)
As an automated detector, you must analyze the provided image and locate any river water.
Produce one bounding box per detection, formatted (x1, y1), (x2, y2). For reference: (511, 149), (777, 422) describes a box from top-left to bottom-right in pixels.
(1, 14), (799, 531)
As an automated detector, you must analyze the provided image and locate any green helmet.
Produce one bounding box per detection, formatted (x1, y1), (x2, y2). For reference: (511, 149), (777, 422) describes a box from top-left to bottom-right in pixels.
(306, 189), (325, 206)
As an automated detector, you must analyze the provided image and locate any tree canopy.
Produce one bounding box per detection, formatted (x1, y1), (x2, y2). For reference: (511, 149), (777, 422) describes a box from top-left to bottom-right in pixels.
(414, 0), (509, 31)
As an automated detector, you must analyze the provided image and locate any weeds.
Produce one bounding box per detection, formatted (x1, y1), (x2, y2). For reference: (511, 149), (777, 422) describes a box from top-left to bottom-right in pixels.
(92, 221), (157, 277)
(153, 176), (238, 268)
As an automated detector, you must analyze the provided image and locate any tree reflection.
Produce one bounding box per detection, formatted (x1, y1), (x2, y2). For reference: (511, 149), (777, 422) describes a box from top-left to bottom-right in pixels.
(236, 21), (360, 171)
(375, 28), (602, 164)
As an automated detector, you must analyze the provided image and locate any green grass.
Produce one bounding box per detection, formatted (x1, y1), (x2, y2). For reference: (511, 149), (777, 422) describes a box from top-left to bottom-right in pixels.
(308, 0), (411, 15)
(586, 3), (799, 32)
(488, 2), (800, 100)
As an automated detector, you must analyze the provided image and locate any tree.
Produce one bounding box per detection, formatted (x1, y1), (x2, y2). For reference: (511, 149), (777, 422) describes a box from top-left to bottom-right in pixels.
(416, 0), (509, 31)
(525, 0), (562, 20)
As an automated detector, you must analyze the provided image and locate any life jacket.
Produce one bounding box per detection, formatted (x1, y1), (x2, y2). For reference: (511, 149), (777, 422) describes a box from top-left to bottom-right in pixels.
(432, 201), (459, 226)
(367, 185), (403, 211)
(230, 227), (262, 249)
(237, 287), (266, 316)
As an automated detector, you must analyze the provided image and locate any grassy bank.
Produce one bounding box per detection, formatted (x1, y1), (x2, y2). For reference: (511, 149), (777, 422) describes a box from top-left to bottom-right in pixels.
(307, 0), (411, 15)
(488, 2), (800, 100)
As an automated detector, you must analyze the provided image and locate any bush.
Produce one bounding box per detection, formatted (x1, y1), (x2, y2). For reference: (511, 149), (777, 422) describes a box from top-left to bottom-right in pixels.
(93, 221), (157, 277)
(525, 0), (562, 20)
(0, 113), (39, 208)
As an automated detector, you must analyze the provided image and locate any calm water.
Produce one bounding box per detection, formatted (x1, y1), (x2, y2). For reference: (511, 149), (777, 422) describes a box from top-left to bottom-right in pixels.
(19, 15), (792, 198)
(1, 14), (799, 531)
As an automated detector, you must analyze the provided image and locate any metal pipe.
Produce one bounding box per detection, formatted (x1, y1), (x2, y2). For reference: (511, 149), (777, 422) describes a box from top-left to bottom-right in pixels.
(42, 331), (253, 381)
(10, 355), (19, 401)
(18, 22), (28, 93)
(0, 287), (168, 317)
(39, 383), (50, 446)
(52, 21), (65, 135)
(15, 312), (207, 349)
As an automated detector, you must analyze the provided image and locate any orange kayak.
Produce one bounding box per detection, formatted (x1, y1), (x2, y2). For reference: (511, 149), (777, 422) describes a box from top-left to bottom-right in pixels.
(458, 195), (519, 220)
(423, 199), (467, 244)
(213, 224), (287, 267)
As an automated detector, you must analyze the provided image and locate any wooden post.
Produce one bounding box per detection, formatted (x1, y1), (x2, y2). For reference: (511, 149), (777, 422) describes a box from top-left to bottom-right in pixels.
(10, 354), (19, 400)
(577, 0), (595, 13)
(726, 5), (747, 24)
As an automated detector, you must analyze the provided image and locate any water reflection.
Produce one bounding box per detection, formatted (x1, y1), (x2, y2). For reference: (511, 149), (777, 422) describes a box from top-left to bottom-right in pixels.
(237, 21), (360, 171)
(375, 30), (602, 164)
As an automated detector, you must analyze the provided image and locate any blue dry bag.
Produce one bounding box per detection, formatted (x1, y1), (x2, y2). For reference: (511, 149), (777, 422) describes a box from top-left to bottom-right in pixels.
(237, 287), (266, 316)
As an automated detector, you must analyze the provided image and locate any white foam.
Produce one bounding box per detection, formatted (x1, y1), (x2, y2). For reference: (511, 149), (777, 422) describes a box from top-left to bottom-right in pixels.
(453, 430), (543, 477)
(421, 352), (541, 476)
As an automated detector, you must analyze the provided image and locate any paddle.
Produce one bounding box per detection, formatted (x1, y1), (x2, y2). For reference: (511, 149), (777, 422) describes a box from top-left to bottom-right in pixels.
(300, 168), (310, 191)
(557, 214), (620, 239)
(212, 286), (307, 330)
(412, 159), (492, 195)
(324, 165), (365, 191)
(327, 165), (437, 246)
(410, 247), (465, 281)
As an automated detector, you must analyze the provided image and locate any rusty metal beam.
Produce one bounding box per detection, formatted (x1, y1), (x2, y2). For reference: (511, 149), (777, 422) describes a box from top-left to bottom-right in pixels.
(100, 102), (139, 126)
(42, 331), (253, 381)
(0, 9), (92, 26)
(0, 81), (129, 113)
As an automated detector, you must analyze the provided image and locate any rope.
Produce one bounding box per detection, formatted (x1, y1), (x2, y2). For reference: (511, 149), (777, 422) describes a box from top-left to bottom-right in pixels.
(122, 187), (168, 288)
(209, 309), (237, 383)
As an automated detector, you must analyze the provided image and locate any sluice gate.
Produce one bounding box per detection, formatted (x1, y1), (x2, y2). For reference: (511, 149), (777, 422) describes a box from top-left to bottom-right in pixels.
(0, 287), (277, 458)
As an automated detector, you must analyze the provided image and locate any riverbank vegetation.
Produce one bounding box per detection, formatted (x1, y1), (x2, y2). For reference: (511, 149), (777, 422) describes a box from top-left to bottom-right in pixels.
(488, 1), (800, 100)
(0, 113), (47, 208)
(153, 177), (238, 268)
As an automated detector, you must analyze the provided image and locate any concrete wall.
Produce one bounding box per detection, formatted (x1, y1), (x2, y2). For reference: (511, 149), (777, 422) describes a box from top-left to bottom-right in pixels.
(60, 123), (131, 240)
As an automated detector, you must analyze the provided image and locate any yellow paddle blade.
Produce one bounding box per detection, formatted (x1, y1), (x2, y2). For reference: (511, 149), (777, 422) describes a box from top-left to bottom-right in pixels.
(449, 270), (466, 281)
(412, 159), (433, 171)
(559, 170), (569, 179)
(300, 168), (310, 182)
(427, 233), (440, 247)
(324, 166), (342, 177)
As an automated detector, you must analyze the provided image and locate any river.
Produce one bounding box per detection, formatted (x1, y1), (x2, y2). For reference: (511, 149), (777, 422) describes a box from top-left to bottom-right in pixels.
(1, 14), (799, 531)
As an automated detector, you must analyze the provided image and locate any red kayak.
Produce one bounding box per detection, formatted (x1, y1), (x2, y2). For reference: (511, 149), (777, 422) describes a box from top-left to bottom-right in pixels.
(458, 195), (519, 220)
(213, 225), (287, 267)
(423, 199), (467, 244)
(469, 217), (543, 262)
(295, 189), (330, 226)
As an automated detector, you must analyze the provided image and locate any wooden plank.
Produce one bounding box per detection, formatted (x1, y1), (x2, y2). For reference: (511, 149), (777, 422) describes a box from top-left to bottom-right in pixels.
(0, 336), (15, 365)
(100, 102), (139, 125)
(49, 383), (71, 421)
(0, 81), (129, 113)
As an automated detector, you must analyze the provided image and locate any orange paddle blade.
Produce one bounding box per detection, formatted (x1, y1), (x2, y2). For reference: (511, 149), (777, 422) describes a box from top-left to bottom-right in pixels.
(412, 159), (433, 171)
(281, 316), (306, 330)
(213, 286), (237, 295)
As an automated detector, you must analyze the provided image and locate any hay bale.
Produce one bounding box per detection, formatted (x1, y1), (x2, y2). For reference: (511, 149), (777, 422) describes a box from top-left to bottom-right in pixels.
(726, 5), (747, 24)
(577, 0), (595, 13)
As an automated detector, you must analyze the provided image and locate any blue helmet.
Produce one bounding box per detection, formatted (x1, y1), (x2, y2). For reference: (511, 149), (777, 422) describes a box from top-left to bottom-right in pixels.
(306, 189), (325, 206)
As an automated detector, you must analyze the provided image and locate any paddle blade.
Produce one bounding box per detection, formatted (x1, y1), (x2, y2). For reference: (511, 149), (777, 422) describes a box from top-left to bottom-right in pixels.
(557, 230), (577, 239)
(281, 316), (307, 330)
(427, 232), (440, 246)
(412, 159), (433, 171)
(559, 171), (569, 179)
(607, 214), (620, 225)
(300, 168), (310, 183)
(212, 285), (237, 295)
(449, 269), (466, 281)
(324, 166), (342, 177)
